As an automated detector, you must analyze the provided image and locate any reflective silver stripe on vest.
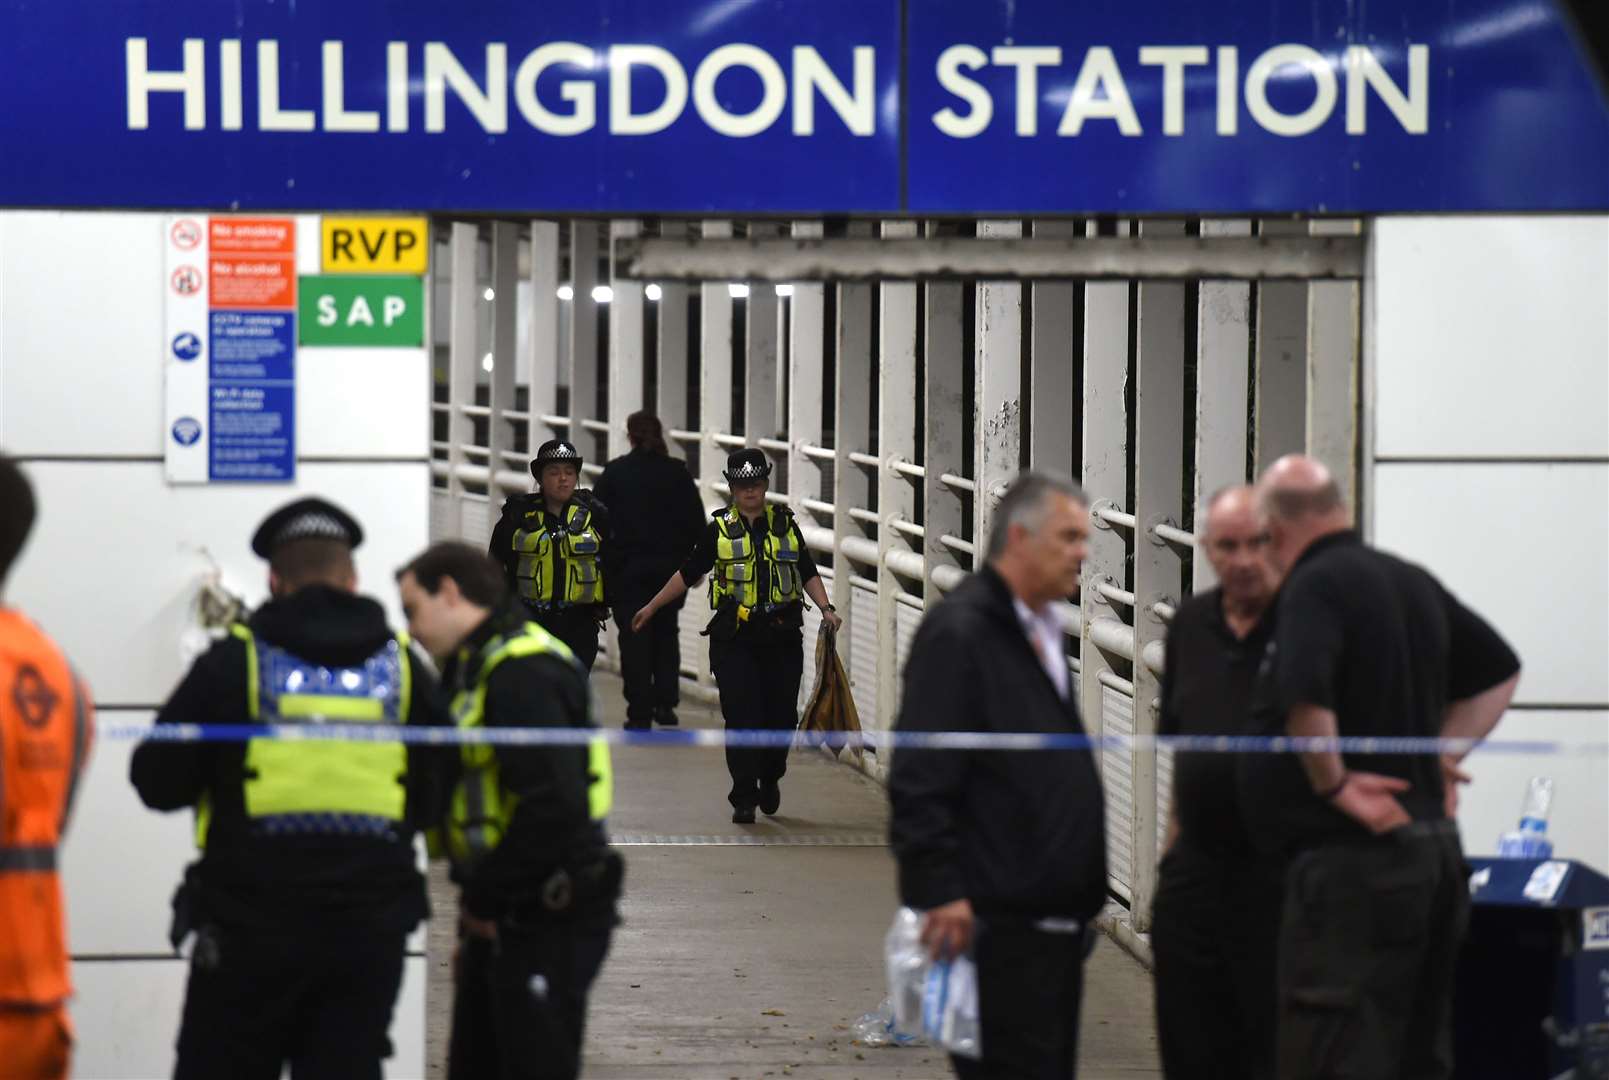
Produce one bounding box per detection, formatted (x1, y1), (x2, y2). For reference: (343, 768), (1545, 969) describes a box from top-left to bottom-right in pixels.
(0, 846), (57, 873)
(60, 672), (90, 832)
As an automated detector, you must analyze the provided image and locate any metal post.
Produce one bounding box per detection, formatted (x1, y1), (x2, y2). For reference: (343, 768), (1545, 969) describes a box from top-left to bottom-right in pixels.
(487, 221), (519, 535)
(974, 220), (1023, 546)
(1030, 219), (1078, 473)
(1193, 219), (1252, 588)
(528, 221), (563, 449)
(788, 221), (827, 533)
(833, 254), (874, 654)
(745, 229), (780, 445)
(698, 221), (733, 508)
(447, 223), (478, 536)
(1254, 219), (1309, 472)
(695, 221), (734, 686)
(877, 220), (919, 748)
(1078, 220), (1131, 902)
(924, 264), (967, 603)
(1307, 220), (1362, 513)
(655, 223), (691, 456)
(568, 221), (600, 462)
(608, 219), (644, 462)
(1130, 220), (1187, 932)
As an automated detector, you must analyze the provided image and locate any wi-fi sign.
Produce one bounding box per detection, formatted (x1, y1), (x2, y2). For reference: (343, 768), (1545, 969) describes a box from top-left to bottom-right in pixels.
(171, 417), (203, 446)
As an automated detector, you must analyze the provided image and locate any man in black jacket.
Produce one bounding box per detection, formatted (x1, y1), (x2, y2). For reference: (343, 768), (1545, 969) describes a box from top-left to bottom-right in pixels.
(1244, 455), (1521, 1079)
(131, 497), (443, 1080)
(890, 472), (1107, 1080)
(592, 411), (705, 728)
(397, 542), (620, 1080)
(1151, 485), (1282, 1080)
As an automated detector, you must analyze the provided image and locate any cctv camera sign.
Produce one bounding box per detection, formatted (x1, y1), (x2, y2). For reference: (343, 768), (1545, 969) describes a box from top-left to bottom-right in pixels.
(2, 0), (1607, 213)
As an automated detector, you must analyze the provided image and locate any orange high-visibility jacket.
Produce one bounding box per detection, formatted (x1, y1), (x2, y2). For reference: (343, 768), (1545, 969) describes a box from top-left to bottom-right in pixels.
(0, 608), (93, 1009)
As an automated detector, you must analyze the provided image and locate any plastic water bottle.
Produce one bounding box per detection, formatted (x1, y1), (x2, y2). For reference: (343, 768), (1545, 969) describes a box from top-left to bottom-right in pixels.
(1496, 776), (1555, 859)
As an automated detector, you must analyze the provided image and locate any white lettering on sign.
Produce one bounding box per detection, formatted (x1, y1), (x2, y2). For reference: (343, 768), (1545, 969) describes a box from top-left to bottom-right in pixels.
(123, 38), (1430, 140)
(317, 293), (410, 327)
(383, 296), (407, 325)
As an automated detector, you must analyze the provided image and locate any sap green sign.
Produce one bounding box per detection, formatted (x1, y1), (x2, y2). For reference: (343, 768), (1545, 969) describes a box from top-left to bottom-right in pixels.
(299, 275), (424, 346)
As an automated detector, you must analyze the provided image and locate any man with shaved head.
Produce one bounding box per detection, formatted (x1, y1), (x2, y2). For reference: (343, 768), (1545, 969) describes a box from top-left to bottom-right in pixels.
(1243, 454), (1521, 1079)
(1151, 485), (1282, 1080)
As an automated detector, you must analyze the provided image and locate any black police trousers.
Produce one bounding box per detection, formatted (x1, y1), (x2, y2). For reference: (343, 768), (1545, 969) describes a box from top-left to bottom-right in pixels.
(611, 582), (683, 725)
(1151, 841), (1281, 1080)
(173, 921), (406, 1080)
(1276, 825), (1468, 1080)
(448, 920), (613, 1080)
(709, 627), (803, 809)
(528, 605), (601, 671)
(951, 921), (1092, 1080)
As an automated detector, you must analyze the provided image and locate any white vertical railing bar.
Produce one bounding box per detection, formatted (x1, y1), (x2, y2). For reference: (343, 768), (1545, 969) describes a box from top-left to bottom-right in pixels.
(877, 219), (920, 749)
(1192, 219), (1252, 589)
(447, 223), (479, 536)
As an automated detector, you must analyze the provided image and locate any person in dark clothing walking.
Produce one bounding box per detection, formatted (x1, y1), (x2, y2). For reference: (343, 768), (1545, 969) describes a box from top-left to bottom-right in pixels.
(1151, 485), (1282, 1080)
(592, 412), (706, 729)
(397, 542), (620, 1080)
(131, 497), (443, 1080)
(488, 439), (610, 671)
(1243, 455), (1522, 1080)
(890, 472), (1108, 1080)
(630, 448), (840, 823)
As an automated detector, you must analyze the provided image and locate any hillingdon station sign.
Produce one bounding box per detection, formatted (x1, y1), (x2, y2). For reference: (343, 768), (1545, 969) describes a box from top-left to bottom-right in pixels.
(0, 0), (1605, 214)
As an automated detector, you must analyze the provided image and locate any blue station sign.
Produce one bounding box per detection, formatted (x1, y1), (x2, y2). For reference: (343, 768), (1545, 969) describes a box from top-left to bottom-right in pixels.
(0, 1), (1604, 214)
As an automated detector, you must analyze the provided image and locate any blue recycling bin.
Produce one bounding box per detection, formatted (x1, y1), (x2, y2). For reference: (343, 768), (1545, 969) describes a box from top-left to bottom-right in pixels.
(1455, 858), (1609, 1079)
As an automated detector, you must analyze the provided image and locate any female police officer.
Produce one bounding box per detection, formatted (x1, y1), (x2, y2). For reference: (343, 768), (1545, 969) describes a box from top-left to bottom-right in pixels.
(631, 448), (840, 823)
(488, 439), (610, 670)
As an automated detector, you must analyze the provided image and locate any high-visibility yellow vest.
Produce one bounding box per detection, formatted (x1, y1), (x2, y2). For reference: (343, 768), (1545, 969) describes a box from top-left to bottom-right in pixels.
(510, 501), (604, 607)
(440, 622), (612, 870)
(709, 505), (804, 611)
(195, 625), (411, 848)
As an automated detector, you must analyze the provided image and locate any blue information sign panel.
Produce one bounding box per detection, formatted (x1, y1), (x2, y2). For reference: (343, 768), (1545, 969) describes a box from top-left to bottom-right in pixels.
(0, 1), (900, 214)
(904, 0), (1609, 213)
(0, 1), (1604, 213)
(209, 379), (295, 482)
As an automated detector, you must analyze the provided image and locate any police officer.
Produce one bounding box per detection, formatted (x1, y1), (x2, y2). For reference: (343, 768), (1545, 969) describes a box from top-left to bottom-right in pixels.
(592, 412), (705, 730)
(631, 448), (840, 824)
(131, 497), (443, 1080)
(489, 439), (610, 671)
(395, 542), (620, 1080)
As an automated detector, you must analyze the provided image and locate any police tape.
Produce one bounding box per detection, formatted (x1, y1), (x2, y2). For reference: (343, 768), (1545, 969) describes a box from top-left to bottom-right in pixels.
(97, 722), (1606, 756)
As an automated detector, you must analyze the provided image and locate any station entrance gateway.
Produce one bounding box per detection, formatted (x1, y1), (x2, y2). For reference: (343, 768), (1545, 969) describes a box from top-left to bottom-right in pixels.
(424, 214), (1365, 939)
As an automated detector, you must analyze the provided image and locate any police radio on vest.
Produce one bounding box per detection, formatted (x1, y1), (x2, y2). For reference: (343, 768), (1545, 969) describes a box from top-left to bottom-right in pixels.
(124, 38), (1429, 139)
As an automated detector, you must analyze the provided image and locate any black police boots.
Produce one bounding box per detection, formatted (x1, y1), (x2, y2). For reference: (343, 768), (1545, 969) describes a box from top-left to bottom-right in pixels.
(655, 706), (679, 727)
(759, 782), (782, 816)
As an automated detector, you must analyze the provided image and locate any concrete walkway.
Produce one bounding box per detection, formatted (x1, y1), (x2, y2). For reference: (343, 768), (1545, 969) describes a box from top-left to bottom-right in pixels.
(427, 673), (1161, 1079)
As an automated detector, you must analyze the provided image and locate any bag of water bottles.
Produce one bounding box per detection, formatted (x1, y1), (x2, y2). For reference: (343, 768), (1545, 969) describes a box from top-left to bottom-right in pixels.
(884, 906), (983, 1060)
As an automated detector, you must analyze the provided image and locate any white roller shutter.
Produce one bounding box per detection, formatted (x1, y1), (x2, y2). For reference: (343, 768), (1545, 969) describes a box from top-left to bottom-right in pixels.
(1102, 685), (1136, 903)
(849, 578), (879, 731)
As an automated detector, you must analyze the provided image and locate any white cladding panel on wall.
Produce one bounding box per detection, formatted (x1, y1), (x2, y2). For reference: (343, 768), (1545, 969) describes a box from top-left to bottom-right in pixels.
(69, 954), (426, 1080)
(1103, 687), (1135, 902)
(1373, 463), (1609, 706)
(60, 722), (191, 956)
(1459, 710), (1609, 872)
(1, 212), (165, 455)
(8, 461), (430, 706)
(1373, 217), (1609, 458)
(297, 348), (430, 459)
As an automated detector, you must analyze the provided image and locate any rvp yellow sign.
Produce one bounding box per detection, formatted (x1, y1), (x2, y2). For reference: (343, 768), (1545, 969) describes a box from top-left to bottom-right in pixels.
(321, 217), (429, 274)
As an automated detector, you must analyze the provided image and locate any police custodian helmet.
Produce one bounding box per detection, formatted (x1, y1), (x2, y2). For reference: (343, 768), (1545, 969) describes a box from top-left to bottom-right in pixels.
(530, 439), (583, 480)
(722, 447), (772, 484)
(250, 497), (364, 558)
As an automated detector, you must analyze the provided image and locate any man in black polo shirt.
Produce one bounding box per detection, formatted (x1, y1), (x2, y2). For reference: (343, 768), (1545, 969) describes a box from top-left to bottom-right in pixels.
(1151, 485), (1282, 1080)
(1245, 455), (1521, 1080)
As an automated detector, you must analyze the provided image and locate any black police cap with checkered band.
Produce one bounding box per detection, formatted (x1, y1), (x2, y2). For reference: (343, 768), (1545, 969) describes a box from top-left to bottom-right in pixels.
(250, 497), (364, 558)
(723, 447), (772, 483)
(530, 439), (584, 479)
